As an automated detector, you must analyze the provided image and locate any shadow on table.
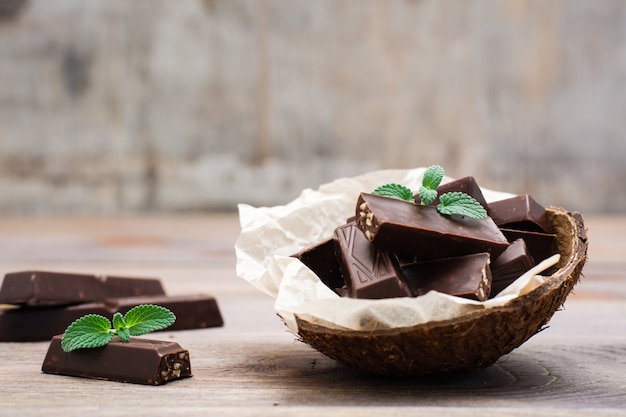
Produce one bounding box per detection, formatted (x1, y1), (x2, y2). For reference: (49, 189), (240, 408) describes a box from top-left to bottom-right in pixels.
(232, 341), (624, 408)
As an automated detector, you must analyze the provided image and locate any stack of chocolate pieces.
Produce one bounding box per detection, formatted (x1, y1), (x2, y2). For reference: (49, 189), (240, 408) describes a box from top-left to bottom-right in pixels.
(0, 271), (223, 385)
(0, 270), (224, 342)
(294, 177), (556, 301)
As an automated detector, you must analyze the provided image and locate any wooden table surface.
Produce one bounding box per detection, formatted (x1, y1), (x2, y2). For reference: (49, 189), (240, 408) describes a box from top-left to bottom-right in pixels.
(0, 214), (624, 417)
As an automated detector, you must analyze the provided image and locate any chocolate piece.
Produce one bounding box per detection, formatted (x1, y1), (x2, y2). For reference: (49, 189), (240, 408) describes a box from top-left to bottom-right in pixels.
(488, 194), (553, 233)
(414, 176), (489, 211)
(0, 270), (165, 306)
(42, 335), (192, 385)
(292, 239), (345, 293)
(0, 294), (223, 342)
(356, 193), (509, 261)
(401, 253), (492, 301)
(109, 294), (224, 331)
(334, 222), (411, 299)
(490, 239), (535, 296)
(1, 303), (112, 342)
(501, 228), (556, 265)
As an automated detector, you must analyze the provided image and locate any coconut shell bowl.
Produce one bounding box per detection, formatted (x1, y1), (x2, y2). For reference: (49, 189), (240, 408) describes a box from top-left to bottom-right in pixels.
(295, 207), (588, 376)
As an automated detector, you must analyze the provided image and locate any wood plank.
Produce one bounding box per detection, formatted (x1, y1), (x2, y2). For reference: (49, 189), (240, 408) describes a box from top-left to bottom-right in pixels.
(0, 215), (624, 416)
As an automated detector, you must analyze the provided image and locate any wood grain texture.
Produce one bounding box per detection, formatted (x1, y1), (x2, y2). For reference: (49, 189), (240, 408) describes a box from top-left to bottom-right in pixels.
(0, 214), (624, 416)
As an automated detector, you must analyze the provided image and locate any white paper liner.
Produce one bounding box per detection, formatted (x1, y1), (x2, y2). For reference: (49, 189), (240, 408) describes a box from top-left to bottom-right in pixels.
(235, 168), (560, 334)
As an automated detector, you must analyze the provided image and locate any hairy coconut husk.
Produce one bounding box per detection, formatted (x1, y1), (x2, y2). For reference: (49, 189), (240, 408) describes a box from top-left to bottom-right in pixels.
(295, 207), (588, 376)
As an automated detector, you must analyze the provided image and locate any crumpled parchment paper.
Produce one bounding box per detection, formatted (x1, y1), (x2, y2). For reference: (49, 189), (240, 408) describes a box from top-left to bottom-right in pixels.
(235, 168), (559, 334)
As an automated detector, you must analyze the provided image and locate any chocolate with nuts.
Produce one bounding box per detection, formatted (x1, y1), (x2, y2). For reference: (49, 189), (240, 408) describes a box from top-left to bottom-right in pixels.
(355, 193), (509, 261)
(42, 335), (192, 385)
(401, 253), (492, 301)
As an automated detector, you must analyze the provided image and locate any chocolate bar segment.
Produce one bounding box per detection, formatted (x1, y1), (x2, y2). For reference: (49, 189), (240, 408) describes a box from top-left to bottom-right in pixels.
(488, 194), (553, 233)
(414, 176), (489, 211)
(356, 193), (509, 261)
(401, 253), (492, 301)
(0, 270), (165, 306)
(1, 303), (111, 342)
(42, 335), (192, 385)
(0, 294), (223, 342)
(334, 222), (411, 299)
(107, 294), (224, 331)
(490, 238), (535, 296)
(292, 239), (345, 293)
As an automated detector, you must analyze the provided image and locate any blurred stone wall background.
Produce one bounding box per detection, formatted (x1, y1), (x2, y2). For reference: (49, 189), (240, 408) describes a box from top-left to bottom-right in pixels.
(0, 0), (625, 214)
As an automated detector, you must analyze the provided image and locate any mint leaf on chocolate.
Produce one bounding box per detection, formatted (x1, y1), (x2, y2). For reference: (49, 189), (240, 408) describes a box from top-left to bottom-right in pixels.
(418, 165), (445, 205)
(372, 165), (487, 220)
(421, 165), (445, 190)
(124, 304), (176, 336)
(113, 312), (131, 342)
(61, 314), (115, 352)
(61, 304), (176, 352)
(437, 192), (487, 219)
(418, 186), (438, 205)
(372, 183), (413, 202)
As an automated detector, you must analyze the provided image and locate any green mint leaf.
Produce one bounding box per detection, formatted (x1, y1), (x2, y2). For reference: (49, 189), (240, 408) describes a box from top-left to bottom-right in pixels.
(371, 183), (413, 202)
(418, 186), (438, 205)
(123, 304), (176, 337)
(113, 312), (130, 342)
(437, 192), (488, 219)
(61, 314), (115, 352)
(421, 165), (445, 190)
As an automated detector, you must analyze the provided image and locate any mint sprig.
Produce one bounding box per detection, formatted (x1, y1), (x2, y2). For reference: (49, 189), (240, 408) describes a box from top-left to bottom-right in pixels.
(372, 165), (488, 220)
(372, 183), (413, 202)
(60, 314), (115, 352)
(61, 304), (176, 352)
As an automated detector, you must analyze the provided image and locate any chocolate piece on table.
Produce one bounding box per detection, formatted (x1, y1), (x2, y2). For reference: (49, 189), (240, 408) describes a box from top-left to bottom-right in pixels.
(0, 294), (223, 342)
(109, 294), (224, 331)
(489, 238), (536, 296)
(292, 238), (345, 293)
(501, 228), (556, 266)
(334, 222), (411, 299)
(487, 194), (553, 233)
(414, 176), (490, 211)
(1, 303), (111, 343)
(42, 335), (192, 385)
(356, 193), (509, 261)
(401, 253), (492, 301)
(0, 270), (165, 306)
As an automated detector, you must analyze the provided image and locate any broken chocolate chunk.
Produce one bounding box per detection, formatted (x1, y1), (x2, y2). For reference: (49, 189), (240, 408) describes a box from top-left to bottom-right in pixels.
(292, 238), (345, 293)
(490, 238), (536, 296)
(334, 222), (411, 299)
(42, 335), (192, 385)
(0, 294), (223, 342)
(488, 194), (553, 233)
(356, 193), (509, 261)
(0, 270), (165, 306)
(501, 228), (556, 266)
(401, 253), (492, 301)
